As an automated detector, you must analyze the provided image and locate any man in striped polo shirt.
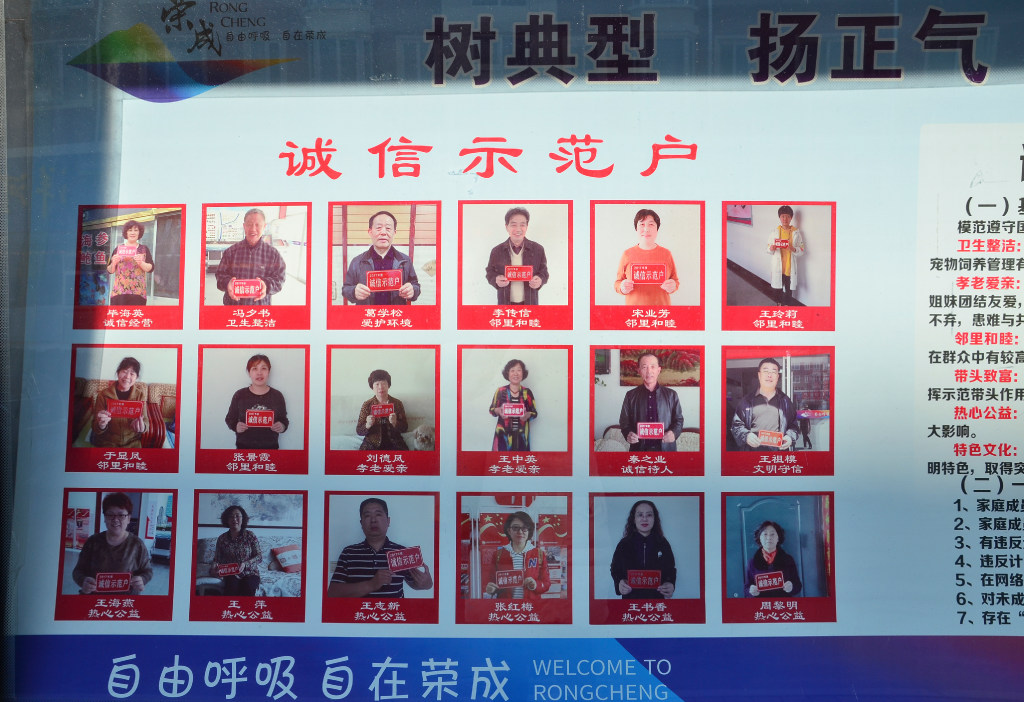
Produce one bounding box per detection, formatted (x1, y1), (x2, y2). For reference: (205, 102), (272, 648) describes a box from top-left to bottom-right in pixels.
(327, 498), (432, 597)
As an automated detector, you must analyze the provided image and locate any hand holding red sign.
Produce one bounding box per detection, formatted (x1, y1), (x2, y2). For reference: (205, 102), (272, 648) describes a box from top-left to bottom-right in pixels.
(637, 422), (664, 440)
(502, 402), (526, 418)
(627, 569), (662, 589)
(95, 572), (131, 593)
(231, 278), (264, 299)
(217, 563), (241, 577)
(629, 263), (666, 285)
(755, 571), (785, 592)
(386, 546), (424, 572)
(773, 238), (791, 249)
(106, 399), (143, 419)
(495, 569), (524, 588)
(370, 403), (395, 418)
(757, 430), (785, 448)
(245, 409), (275, 427)
(366, 269), (403, 292)
(504, 265), (534, 282)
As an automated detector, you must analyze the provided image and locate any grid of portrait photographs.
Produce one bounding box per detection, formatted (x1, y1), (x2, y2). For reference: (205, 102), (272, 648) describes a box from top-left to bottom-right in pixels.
(58, 198), (837, 627)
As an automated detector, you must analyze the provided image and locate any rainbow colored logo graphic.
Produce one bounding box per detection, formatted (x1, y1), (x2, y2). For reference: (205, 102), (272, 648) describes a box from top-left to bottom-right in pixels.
(68, 23), (295, 103)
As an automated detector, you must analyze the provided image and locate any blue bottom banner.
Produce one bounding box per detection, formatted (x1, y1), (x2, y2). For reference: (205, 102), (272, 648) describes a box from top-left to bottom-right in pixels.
(14, 635), (1021, 701)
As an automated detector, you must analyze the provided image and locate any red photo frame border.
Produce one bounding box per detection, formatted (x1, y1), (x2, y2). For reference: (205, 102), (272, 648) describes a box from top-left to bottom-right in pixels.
(457, 200), (574, 330)
(721, 200), (837, 331)
(326, 200), (441, 330)
(199, 202), (312, 331)
(325, 345), (440, 476)
(457, 345), (573, 477)
(195, 344), (311, 475)
(65, 344), (182, 474)
(721, 345), (835, 476)
(590, 200), (705, 331)
(72, 203), (187, 330)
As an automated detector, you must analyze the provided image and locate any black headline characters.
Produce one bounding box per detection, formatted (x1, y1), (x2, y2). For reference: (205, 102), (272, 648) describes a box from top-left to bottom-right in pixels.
(745, 520), (801, 597)
(342, 210), (421, 305)
(485, 511), (550, 600)
(210, 505), (262, 597)
(328, 498), (432, 598)
(215, 208), (287, 305)
(357, 369), (409, 450)
(106, 219), (154, 305)
(618, 353), (684, 451)
(489, 359), (537, 451)
(224, 354), (289, 450)
(91, 356), (148, 448)
(610, 500), (676, 599)
(729, 357), (798, 451)
(485, 207), (549, 305)
(72, 492), (153, 595)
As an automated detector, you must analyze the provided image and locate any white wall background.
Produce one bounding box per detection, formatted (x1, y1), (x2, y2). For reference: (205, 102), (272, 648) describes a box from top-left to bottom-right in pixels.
(198, 347), (307, 450)
(460, 347), (568, 451)
(460, 203), (570, 306)
(73, 346), (178, 385)
(725, 203), (833, 306)
(592, 203), (702, 306)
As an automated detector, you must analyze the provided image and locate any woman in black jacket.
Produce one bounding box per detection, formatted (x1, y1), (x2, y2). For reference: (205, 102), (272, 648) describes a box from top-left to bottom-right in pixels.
(610, 500), (676, 599)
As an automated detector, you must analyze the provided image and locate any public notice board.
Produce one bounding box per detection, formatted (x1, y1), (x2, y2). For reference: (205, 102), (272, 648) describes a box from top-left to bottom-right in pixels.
(9, 1), (1024, 700)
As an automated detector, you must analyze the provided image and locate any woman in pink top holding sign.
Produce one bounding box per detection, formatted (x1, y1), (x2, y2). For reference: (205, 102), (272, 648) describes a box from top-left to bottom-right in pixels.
(106, 219), (154, 305)
(489, 359), (538, 451)
(356, 369), (409, 450)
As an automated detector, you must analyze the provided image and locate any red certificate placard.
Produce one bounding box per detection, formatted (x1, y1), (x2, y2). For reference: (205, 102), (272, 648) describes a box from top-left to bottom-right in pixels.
(773, 238), (790, 249)
(95, 572), (131, 593)
(627, 569), (661, 588)
(370, 403), (395, 418)
(366, 269), (403, 291)
(386, 546), (424, 572)
(495, 570), (524, 588)
(231, 278), (263, 298)
(502, 403), (526, 418)
(758, 430), (785, 448)
(504, 265), (534, 282)
(755, 571), (785, 591)
(245, 409), (275, 427)
(637, 422), (664, 440)
(628, 263), (666, 284)
(106, 400), (143, 419)
(216, 563), (241, 577)
(115, 245), (138, 257)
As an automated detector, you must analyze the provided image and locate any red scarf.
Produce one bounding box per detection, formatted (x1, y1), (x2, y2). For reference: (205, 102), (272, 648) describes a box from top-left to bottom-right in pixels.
(762, 548), (777, 565)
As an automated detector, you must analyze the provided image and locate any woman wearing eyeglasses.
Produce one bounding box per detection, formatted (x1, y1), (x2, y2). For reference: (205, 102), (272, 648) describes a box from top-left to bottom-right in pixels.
(72, 492), (153, 595)
(484, 511), (550, 600)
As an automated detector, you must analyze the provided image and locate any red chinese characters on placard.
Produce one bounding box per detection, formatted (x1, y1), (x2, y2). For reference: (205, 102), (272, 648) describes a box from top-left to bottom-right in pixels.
(386, 547), (424, 572)
(502, 403), (526, 418)
(245, 410), (274, 428)
(629, 263), (666, 284)
(637, 423), (664, 440)
(231, 279), (263, 298)
(757, 430), (785, 448)
(755, 571), (785, 591)
(627, 569), (661, 588)
(95, 572), (131, 593)
(216, 563), (241, 577)
(504, 265), (534, 282)
(366, 270), (404, 292)
(495, 570), (524, 588)
(106, 400), (144, 419)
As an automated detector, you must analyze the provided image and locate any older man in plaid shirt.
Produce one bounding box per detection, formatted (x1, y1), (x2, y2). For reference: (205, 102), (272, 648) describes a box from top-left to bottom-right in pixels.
(215, 207), (287, 305)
